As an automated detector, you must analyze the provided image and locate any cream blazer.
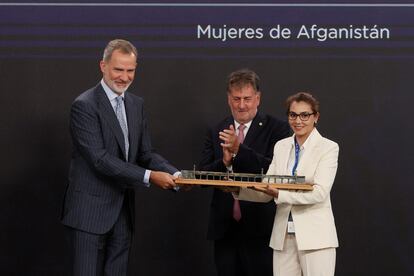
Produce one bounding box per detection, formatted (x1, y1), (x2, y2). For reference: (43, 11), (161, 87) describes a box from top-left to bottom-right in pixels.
(238, 129), (339, 251)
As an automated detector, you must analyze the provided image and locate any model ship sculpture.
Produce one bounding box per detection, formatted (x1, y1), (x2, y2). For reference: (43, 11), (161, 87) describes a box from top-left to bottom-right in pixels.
(175, 169), (313, 191)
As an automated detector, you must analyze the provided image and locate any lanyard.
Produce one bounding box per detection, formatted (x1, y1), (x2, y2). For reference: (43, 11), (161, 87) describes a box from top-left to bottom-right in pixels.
(291, 138), (300, 176)
(288, 138), (300, 225)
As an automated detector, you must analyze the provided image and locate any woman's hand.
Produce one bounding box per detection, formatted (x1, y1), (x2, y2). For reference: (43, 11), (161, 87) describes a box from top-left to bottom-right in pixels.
(251, 185), (279, 198)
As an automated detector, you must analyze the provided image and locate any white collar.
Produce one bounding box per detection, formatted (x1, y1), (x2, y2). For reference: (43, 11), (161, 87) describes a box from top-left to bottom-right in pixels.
(234, 120), (253, 131)
(101, 79), (125, 101)
(291, 127), (318, 150)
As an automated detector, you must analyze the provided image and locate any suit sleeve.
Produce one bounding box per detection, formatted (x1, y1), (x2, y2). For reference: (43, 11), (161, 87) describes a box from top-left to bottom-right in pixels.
(70, 99), (147, 186)
(237, 141), (281, 203)
(276, 142), (339, 205)
(238, 187), (274, 203)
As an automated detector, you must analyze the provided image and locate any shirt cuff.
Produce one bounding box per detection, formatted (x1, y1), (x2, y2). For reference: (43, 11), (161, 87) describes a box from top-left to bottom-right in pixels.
(144, 170), (151, 187)
(173, 171), (181, 191)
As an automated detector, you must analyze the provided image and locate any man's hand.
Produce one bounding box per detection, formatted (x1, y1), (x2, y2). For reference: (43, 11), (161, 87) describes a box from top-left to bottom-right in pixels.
(219, 125), (240, 154)
(222, 147), (233, 167)
(150, 171), (177, 190)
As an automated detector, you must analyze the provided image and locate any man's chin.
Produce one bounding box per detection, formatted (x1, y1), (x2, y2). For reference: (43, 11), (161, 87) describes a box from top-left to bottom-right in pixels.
(114, 88), (127, 94)
(234, 115), (249, 123)
(112, 84), (130, 94)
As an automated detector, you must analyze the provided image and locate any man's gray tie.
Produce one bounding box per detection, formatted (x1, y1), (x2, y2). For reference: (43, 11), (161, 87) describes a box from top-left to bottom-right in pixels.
(115, 96), (129, 160)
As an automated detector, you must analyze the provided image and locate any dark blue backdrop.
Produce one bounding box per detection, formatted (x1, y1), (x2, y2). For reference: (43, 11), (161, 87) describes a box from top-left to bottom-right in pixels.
(0, 1), (413, 275)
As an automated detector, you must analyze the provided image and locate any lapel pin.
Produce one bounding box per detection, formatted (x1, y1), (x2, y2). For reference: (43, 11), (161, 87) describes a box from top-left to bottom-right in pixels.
(259, 122), (263, 126)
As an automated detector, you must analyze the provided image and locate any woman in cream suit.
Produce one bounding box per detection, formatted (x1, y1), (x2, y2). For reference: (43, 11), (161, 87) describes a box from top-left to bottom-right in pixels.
(238, 92), (339, 276)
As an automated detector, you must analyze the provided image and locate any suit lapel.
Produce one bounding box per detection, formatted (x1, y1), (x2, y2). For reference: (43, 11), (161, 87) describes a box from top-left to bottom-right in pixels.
(124, 93), (138, 161)
(221, 117), (234, 130)
(243, 112), (266, 146)
(96, 84), (128, 159)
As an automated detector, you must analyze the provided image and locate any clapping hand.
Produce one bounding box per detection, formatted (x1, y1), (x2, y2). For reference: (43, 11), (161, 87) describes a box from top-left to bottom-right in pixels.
(219, 125), (240, 154)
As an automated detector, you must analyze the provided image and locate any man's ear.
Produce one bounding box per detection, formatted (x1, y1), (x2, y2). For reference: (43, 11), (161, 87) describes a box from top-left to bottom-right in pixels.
(99, 60), (106, 73)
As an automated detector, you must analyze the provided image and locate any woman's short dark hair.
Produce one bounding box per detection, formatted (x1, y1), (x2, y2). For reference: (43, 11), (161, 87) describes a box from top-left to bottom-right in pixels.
(285, 92), (320, 114)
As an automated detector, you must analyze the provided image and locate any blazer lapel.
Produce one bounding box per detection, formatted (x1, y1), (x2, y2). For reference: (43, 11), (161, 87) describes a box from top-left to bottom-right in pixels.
(277, 137), (293, 175)
(295, 129), (322, 177)
(96, 85), (127, 159)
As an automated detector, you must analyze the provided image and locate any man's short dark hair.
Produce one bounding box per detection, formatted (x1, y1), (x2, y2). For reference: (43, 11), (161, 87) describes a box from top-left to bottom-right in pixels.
(227, 69), (260, 93)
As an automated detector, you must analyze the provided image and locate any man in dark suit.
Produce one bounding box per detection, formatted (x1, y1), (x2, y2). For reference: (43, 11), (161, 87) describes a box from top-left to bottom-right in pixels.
(61, 39), (179, 276)
(199, 69), (290, 276)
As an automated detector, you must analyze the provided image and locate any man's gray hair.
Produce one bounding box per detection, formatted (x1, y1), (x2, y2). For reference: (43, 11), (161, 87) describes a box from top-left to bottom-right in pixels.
(102, 39), (138, 62)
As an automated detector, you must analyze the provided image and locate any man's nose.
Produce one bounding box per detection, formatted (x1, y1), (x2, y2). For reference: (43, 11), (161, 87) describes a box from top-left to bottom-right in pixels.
(239, 99), (246, 109)
(120, 71), (129, 81)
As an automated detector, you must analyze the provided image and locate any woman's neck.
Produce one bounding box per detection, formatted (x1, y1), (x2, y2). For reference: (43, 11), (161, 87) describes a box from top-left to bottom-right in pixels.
(295, 129), (314, 146)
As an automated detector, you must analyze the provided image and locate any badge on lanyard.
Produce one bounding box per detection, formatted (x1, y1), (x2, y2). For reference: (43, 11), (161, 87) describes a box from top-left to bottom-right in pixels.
(287, 221), (295, 234)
